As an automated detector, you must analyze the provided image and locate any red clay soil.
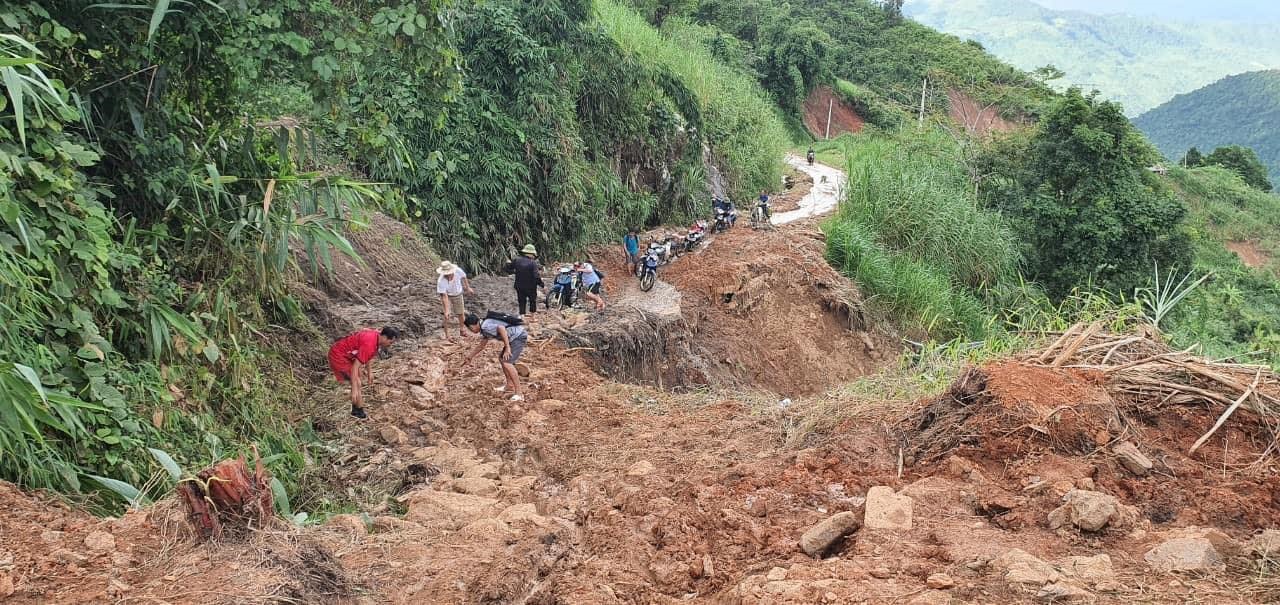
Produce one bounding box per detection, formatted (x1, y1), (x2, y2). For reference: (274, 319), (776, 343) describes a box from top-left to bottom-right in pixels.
(1226, 240), (1270, 269)
(803, 86), (864, 139)
(947, 89), (1019, 136)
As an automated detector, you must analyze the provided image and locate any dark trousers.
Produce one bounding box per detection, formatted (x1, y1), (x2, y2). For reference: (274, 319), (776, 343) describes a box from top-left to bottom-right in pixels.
(517, 287), (538, 315)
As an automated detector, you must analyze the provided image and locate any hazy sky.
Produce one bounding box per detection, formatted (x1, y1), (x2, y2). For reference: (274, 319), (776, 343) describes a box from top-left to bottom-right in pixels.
(1033, 0), (1280, 20)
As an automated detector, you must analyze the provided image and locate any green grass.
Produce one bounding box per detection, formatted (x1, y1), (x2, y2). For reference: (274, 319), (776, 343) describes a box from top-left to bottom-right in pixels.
(822, 130), (1019, 337)
(595, 0), (789, 199)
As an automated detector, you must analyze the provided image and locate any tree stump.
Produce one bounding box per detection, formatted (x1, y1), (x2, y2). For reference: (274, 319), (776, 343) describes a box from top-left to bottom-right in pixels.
(177, 450), (275, 539)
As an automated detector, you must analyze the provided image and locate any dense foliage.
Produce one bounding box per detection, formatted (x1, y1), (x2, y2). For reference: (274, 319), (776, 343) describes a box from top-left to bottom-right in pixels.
(0, 0), (455, 499)
(1134, 71), (1280, 184)
(908, 0), (1280, 115)
(978, 90), (1192, 298)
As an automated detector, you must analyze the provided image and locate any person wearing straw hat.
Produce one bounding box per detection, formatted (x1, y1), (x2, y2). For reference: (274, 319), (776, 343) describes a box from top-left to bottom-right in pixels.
(503, 244), (544, 316)
(436, 260), (475, 341)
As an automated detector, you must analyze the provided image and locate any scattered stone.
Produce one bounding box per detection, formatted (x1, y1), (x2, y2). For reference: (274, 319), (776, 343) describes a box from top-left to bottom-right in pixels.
(462, 462), (501, 480)
(1095, 581), (1123, 593)
(83, 531), (116, 554)
(870, 567), (892, 579)
(327, 514), (368, 537)
(1036, 582), (1091, 602)
(766, 567), (788, 581)
(1248, 529), (1280, 558)
(379, 425), (408, 446)
(452, 477), (500, 497)
(401, 489), (500, 530)
(1112, 441), (1153, 476)
(1, 571), (13, 599)
(1075, 477), (1096, 491)
(409, 385), (433, 403)
(925, 573), (955, 589)
(368, 450), (389, 465)
(1059, 554), (1114, 582)
(515, 362), (531, 377)
(864, 486), (913, 531)
(993, 548), (1060, 585)
(977, 491), (1020, 516)
(1144, 537), (1225, 572)
(1051, 489), (1119, 532)
(747, 496), (769, 517)
(626, 460), (656, 478)
(799, 509), (863, 557)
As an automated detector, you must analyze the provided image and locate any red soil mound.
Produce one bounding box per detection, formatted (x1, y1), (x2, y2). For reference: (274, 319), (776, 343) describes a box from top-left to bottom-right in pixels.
(947, 88), (1020, 136)
(803, 86), (864, 139)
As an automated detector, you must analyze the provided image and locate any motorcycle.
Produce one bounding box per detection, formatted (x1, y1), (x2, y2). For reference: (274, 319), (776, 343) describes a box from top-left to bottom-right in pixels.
(683, 220), (707, 252)
(638, 251), (660, 292)
(545, 266), (578, 310)
(713, 206), (737, 233)
(751, 199), (772, 230)
(806, 150), (815, 166)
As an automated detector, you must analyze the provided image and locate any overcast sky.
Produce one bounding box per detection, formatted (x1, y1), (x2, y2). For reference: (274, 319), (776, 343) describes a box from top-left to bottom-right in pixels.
(1033, 0), (1280, 20)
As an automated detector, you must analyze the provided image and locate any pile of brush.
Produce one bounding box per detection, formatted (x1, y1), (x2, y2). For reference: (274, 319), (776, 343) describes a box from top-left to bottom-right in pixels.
(1021, 321), (1280, 456)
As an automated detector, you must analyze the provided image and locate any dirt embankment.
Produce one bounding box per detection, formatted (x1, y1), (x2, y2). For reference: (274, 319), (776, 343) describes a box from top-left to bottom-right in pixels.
(803, 86), (864, 140)
(947, 89), (1021, 137)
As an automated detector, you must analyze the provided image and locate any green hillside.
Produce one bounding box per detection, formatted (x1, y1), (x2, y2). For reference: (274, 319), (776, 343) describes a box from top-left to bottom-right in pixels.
(1133, 70), (1280, 181)
(905, 0), (1280, 115)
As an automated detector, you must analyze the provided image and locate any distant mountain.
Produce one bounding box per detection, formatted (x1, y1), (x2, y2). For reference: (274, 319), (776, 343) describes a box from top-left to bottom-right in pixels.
(1034, 1), (1280, 21)
(904, 0), (1280, 115)
(1133, 70), (1280, 180)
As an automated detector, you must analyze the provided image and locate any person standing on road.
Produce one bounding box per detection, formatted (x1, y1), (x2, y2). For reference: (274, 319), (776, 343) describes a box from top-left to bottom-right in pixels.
(623, 228), (640, 273)
(575, 262), (606, 311)
(460, 313), (528, 401)
(503, 244), (544, 316)
(436, 261), (475, 341)
(328, 327), (400, 419)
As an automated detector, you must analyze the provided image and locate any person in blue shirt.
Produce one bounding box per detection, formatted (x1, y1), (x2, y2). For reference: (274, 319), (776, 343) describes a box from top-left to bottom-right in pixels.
(575, 262), (606, 311)
(623, 228), (640, 273)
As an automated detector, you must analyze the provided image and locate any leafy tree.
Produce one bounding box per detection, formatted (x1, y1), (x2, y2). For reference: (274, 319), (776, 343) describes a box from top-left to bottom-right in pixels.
(980, 90), (1192, 298)
(1205, 145), (1273, 192)
(1181, 146), (1204, 167)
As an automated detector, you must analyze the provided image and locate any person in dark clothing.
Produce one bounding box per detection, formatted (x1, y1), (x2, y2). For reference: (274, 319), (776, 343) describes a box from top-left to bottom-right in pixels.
(503, 244), (544, 315)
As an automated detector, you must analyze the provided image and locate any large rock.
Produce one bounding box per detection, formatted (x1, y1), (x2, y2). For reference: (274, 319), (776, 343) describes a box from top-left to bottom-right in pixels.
(462, 462), (501, 480)
(401, 489), (500, 530)
(451, 477), (499, 497)
(379, 425), (408, 446)
(83, 530), (116, 554)
(992, 548), (1060, 585)
(626, 460), (657, 478)
(1058, 554), (1114, 582)
(1144, 537), (1225, 572)
(1050, 489), (1119, 532)
(1112, 441), (1153, 476)
(799, 509), (863, 557)
(926, 573), (955, 589)
(864, 486), (913, 531)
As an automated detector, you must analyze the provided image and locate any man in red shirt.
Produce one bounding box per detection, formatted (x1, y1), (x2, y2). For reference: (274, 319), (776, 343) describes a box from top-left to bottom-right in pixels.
(328, 327), (400, 418)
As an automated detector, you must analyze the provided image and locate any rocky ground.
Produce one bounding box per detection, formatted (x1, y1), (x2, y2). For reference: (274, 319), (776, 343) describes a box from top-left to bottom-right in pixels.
(2, 161), (1280, 604)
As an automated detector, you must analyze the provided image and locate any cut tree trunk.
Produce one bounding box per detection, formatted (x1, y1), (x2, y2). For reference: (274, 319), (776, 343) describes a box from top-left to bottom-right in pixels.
(177, 450), (275, 539)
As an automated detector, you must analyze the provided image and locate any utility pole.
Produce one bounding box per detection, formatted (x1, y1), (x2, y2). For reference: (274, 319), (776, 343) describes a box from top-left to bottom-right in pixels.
(825, 98), (833, 140)
(918, 78), (928, 128)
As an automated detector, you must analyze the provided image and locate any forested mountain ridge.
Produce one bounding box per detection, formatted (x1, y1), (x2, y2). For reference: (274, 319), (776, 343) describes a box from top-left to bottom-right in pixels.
(905, 0), (1280, 115)
(1134, 70), (1280, 180)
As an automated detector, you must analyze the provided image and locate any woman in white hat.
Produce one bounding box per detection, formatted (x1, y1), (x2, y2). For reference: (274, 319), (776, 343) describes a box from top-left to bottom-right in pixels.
(437, 260), (475, 341)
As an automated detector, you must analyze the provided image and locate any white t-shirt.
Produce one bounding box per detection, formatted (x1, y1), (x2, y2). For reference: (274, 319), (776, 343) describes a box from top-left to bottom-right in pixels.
(437, 268), (467, 296)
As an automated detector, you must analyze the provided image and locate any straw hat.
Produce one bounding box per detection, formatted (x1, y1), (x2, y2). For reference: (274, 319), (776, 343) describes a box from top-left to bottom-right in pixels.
(436, 261), (459, 276)
(521, 244), (538, 257)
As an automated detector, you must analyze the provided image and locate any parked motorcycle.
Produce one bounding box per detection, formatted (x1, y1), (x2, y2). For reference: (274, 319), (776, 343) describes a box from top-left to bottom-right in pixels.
(638, 250), (660, 292)
(545, 266), (578, 310)
(683, 220), (707, 252)
(806, 149), (815, 165)
(713, 206), (737, 233)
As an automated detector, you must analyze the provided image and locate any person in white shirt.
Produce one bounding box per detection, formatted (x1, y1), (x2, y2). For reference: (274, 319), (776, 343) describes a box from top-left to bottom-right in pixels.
(436, 261), (475, 341)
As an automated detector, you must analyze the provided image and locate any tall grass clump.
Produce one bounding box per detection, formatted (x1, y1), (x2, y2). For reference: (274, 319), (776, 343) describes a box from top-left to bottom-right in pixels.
(823, 130), (1019, 337)
(595, 0), (788, 200)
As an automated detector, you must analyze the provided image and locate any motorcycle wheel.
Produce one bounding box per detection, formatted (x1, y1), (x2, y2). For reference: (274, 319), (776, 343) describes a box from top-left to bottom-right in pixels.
(640, 271), (656, 292)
